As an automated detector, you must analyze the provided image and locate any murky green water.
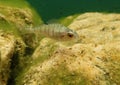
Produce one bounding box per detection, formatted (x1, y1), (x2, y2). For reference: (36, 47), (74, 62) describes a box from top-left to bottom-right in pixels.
(27, 0), (120, 22)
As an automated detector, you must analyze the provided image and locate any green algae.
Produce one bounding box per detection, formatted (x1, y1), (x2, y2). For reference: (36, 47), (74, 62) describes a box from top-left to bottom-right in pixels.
(16, 60), (87, 85)
(45, 64), (87, 85)
(58, 14), (79, 26)
(0, 0), (43, 26)
(0, 1), (43, 85)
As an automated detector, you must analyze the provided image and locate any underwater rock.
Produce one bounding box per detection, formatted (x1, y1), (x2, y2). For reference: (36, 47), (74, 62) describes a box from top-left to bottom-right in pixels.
(17, 13), (120, 85)
(69, 12), (120, 30)
(0, 31), (26, 85)
(69, 12), (120, 44)
(19, 42), (120, 85)
(0, 31), (15, 85)
(32, 38), (58, 59)
(0, 5), (33, 27)
(0, 4), (35, 85)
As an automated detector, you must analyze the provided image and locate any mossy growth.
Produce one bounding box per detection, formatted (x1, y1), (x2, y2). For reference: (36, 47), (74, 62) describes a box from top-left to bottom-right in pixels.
(46, 14), (79, 26)
(0, 0), (43, 26)
(33, 43), (58, 64)
(0, 1), (43, 85)
(0, 0), (30, 8)
(14, 40), (58, 85)
(45, 64), (87, 85)
(104, 48), (120, 84)
(0, 20), (20, 37)
(16, 62), (87, 85)
(58, 14), (79, 26)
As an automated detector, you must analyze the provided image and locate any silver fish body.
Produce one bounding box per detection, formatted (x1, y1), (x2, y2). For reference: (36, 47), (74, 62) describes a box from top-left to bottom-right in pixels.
(24, 24), (79, 41)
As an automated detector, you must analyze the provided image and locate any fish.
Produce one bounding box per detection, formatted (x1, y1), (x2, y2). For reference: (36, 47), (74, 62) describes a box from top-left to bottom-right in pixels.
(22, 24), (79, 41)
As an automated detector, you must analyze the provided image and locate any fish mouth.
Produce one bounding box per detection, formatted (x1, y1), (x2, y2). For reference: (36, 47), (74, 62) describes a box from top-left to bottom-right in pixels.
(73, 31), (79, 39)
(72, 31), (79, 43)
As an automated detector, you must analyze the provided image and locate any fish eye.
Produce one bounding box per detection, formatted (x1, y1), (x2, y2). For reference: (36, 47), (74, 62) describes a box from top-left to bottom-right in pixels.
(67, 32), (74, 38)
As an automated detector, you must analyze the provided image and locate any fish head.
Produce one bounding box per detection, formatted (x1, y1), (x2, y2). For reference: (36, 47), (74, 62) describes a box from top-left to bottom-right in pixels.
(59, 28), (79, 41)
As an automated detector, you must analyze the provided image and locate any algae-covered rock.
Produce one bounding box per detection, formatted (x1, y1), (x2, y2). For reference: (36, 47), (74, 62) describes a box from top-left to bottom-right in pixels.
(0, 30), (26, 85)
(0, 31), (15, 85)
(0, 2), (43, 49)
(16, 13), (120, 85)
(0, 5), (32, 26)
(0, 1), (43, 85)
(18, 42), (120, 85)
(0, 0), (43, 27)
